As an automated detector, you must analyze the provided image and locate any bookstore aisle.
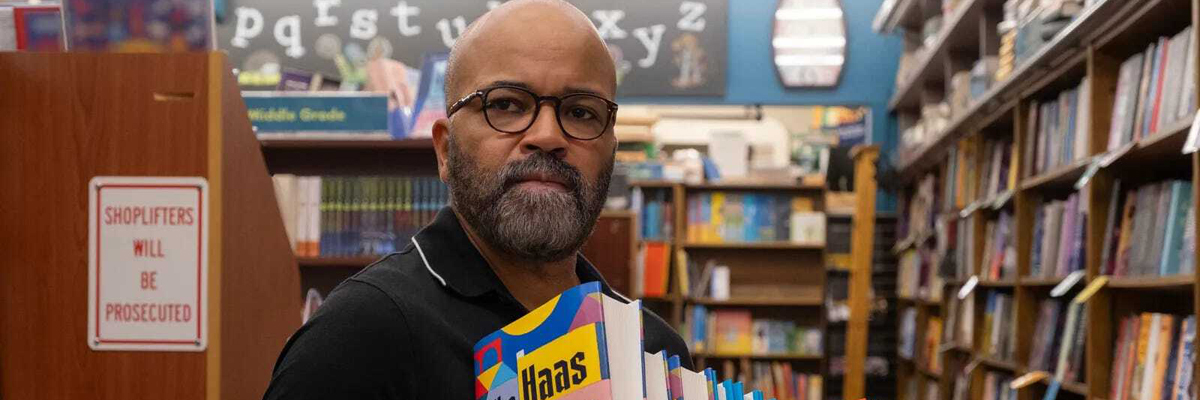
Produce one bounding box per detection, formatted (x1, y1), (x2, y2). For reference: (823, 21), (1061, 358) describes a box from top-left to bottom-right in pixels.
(878, 0), (1200, 400)
(1, 0), (980, 399)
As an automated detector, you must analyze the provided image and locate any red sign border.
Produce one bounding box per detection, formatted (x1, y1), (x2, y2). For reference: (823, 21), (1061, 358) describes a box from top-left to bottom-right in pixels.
(94, 184), (204, 346)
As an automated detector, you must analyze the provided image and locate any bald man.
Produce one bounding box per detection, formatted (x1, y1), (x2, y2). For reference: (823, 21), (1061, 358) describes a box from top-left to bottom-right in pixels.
(262, 1), (692, 399)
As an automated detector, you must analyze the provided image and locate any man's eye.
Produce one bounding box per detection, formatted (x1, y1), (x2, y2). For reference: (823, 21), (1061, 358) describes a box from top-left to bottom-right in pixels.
(486, 99), (526, 113)
(566, 107), (597, 120)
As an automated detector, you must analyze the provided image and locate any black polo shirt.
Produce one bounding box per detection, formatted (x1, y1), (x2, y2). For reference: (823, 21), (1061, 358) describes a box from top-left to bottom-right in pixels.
(263, 207), (692, 400)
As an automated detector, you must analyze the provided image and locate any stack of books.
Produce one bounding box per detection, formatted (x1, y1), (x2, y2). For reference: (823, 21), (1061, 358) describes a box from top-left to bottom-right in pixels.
(1025, 78), (1091, 177)
(1100, 180), (1196, 278)
(1108, 314), (1197, 400)
(684, 306), (821, 356)
(685, 192), (824, 245)
(473, 282), (805, 400)
(981, 291), (1016, 361)
(271, 175), (448, 257)
(1030, 193), (1087, 279)
(1107, 26), (1197, 150)
(981, 212), (1016, 281)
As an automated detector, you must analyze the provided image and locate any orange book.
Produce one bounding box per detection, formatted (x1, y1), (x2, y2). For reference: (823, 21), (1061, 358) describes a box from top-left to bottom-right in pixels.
(1129, 313), (1154, 400)
(642, 242), (670, 297)
(1150, 315), (1176, 400)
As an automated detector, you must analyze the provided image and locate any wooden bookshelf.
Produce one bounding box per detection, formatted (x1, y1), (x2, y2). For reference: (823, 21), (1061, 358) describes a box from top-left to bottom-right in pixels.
(692, 352), (823, 361)
(684, 181), (826, 192)
(689, 297), (823, 307)
(883, 1), (1200, 399)
(627, 180), (681, 188)
(682, 241), (824, 250)
(296, 256), (380, 268)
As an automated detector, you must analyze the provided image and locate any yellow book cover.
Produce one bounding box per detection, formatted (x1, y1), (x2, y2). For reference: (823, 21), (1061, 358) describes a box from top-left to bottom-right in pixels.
(1007, 140), (1019, 191)
(710, 192), (725, 243)
(1151, 315), (1175, 400)
(1130, 313), (1154, 400)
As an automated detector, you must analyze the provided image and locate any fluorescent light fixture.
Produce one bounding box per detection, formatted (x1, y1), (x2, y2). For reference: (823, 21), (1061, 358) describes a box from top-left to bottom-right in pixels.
(775, 55), (845, 66)
(776, 7), (844, 21)
(772, 36), (847, 48)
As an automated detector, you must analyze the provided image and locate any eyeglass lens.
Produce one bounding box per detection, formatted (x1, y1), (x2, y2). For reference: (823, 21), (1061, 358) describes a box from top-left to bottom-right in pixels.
(482, 87), (612, 140)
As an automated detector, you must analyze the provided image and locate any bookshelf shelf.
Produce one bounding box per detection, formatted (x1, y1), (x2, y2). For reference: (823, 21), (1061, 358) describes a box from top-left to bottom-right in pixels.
(1020, 158), (1093, 192)
(627, 180), (680, 188)
(915, 365), (942, 380)
(977, 356), (1022, 373)
(978, 279), (1017, 288)
(688, 297), (823, 307)
(682, 242), (824, 250)
(259, 138), (434, 150)
(1061, 380), (1088, 396)
(895, 1), (1122, 177)
(684, 182), (825, 192)
(888, 0), (982, 111)
(692, 352), (823, 361)
(1020, 276), (1067, 287)
(875, 0), (920, 33)
(1108, 118), (1195, 168)
(1105, 274), (1196, 290)
(296, 256), (381, 268)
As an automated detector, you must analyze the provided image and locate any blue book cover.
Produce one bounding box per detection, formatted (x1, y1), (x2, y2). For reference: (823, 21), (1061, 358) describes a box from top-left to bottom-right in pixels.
(748, 390), (764, 400)
(721, 380), (735, 400)
(704, 369), (718, 400)
(692, 305), (707, 351)
(744, 195), (758, 242)
(473, 282), (643, 400)
(1161, 181), (1193, 275)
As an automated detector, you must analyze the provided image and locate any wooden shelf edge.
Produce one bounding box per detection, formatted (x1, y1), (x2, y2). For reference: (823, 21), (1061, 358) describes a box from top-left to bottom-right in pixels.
(1021, 157), (1092, 192)
(978, 279), (1018, 288)
(682, 242), (825, 250)
(627, 180), (682, 188)
(978, 356), (1022, 373)
(259, 138), (434, 150)
(688, 297), (824, 307)
(684, 182), (826, 191)
(296, 256), (382, 268)
(692, 352), (823, 360)
(1105, 274), (1196, 289)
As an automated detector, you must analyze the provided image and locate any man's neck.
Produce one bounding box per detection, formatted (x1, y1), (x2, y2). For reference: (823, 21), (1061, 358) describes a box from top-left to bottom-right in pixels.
(453, 211), (581, 310)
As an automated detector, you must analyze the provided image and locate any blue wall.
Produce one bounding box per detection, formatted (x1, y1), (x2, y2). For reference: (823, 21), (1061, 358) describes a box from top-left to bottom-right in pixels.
(624, 0), (902, 149)
(623, 0), (902, 209)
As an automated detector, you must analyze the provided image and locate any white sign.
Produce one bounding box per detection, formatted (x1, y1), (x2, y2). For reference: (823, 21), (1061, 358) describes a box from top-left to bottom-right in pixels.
(88, 177), (208, 351)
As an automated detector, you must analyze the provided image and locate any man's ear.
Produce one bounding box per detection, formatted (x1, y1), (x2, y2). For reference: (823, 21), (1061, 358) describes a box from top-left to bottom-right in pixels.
(432, 118), (452, 183)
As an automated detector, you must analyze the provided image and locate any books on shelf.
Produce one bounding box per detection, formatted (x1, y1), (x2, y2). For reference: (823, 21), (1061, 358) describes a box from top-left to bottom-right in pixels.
(982, 372), (1017, 400)
(1107, 26), (1197, 151)
(0, 5), (63, 51)
(946, 292), (975, 349)
(272, 175), (448, 257)
(982, 291), (1015, 361)
(1027, 297), (1087, 382)
(1100, 180), (1195, 277)
(1030, 193), (1087, 279)
(685, 192), (824, 245)
(1028, 298), (1065, 373)
(474, 282), (815, 400)
(900, 307), (917, 360)
(899, 248), (944, 302)
(61, 0), (212, 51)
(1026, 78), (1091, 177)
(981, 212), (1016, 281)
(922, 316), (943, 374)
(1109, 314), (1196, 400)
(979, 138), (1016, 201)
(634, 187), (675, 241)
(744, 362), (821, 400)
(684, 306), (821, 357)
(635, 242), (671, 298)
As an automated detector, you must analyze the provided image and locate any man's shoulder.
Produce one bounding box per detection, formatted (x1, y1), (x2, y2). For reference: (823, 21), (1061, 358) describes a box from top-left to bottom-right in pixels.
(346, 249), (445, 304)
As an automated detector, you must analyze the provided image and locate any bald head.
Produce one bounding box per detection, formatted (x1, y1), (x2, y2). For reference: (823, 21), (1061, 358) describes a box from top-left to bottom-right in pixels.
(444, 0), (617, 106)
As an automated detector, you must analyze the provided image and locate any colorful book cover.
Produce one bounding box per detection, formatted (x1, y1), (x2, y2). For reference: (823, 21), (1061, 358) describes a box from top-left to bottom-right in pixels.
(1159, 181), (1192, 275)
(668, 355), (685, 400)
(714, 310), (752, 354)
(473, 282), (642, 400)
(62, 0), (213, 51)
(705, 368), (719, 400)
(408, 52), (449, 138)
(13, 6), (63, 51)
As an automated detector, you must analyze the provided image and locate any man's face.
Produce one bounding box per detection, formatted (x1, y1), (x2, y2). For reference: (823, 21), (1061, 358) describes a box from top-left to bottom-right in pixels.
(433, 5), (618, 263)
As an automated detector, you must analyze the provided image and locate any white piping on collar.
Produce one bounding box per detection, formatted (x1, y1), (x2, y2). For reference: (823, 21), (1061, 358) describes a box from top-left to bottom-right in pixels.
(412, 236), (447, 287)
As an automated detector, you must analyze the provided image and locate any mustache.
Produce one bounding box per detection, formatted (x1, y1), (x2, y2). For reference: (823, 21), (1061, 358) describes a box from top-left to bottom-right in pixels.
(499, 153), (583, 192)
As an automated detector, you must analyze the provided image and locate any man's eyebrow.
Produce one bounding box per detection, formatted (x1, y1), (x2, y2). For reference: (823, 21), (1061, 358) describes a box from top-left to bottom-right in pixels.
(484, 80), (609, 99)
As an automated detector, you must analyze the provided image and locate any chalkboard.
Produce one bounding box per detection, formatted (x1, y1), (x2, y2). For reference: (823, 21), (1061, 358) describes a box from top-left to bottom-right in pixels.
(215, 0), (726, 97)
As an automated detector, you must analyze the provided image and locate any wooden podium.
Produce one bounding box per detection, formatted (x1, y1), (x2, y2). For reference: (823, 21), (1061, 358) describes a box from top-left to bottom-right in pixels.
(0, 53), (300, 399)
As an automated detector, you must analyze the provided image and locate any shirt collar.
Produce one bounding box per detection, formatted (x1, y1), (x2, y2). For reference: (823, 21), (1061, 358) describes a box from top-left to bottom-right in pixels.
(412, 206), (628, 303)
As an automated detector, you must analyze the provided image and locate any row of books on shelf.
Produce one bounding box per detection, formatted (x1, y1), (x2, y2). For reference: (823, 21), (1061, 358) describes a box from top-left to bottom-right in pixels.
(1109, 313), (1196, 400)
(0, 4), (62, 51)
(684, 306), (822, 357)
(684, 192), (825, 245)
(1108, 26), (1197, 151)
(1028, 299), (1087, 382)
(979, 372), (1017, 400)
(743, 362), (822, 400)
(1030, 193), (1086, 279)
(634, 188), (675, 241)
(474, 282), (802, 400)
(898, 248), (945, 301)
(1026, 78), (1091, 177)
(1100, 180), (1196, 277)
(272, 175), (448, 257)
(981, 212), (1017, 281)
(981, 291), (1016, 362)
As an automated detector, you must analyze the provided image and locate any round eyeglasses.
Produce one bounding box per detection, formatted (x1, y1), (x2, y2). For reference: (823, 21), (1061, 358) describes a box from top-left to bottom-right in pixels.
(446, 85), (619, 141)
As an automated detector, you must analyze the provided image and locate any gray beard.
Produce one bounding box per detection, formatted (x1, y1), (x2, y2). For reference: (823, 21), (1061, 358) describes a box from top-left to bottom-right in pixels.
(445, 137), (612, 264)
